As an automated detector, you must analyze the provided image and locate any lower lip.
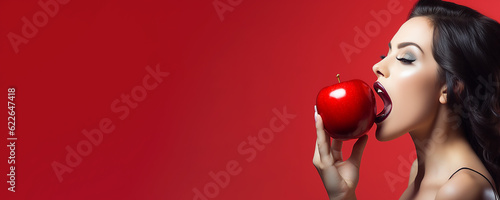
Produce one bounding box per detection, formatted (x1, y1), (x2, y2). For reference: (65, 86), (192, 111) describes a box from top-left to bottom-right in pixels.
(374, 82), (392, 123)
(375, 111), (389, 123)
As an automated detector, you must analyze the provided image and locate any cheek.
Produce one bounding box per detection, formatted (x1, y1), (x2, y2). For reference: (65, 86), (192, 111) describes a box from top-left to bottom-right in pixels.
(385, 66), (440, 135)
(394, 76), (437, 125)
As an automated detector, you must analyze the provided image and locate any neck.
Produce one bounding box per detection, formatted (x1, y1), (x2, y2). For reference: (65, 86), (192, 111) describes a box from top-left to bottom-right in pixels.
(409, 105), (467, 188)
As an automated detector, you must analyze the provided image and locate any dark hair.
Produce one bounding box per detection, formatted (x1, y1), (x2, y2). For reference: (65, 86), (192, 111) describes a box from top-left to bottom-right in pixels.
(409, 0), (500, 190)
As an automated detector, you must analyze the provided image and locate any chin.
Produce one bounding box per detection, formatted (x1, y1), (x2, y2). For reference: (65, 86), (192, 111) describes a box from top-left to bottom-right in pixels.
(375, 122), (405, 141)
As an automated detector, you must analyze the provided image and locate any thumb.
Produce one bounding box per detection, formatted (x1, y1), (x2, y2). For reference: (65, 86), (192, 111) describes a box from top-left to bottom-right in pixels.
(348, 135), (368, 168)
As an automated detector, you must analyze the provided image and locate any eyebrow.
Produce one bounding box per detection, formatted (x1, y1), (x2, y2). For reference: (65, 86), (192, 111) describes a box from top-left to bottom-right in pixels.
(389, 42), (424, 54)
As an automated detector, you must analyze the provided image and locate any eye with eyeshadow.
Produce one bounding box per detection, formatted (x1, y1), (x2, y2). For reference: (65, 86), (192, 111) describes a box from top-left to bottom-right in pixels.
(396, 53), (416, 64)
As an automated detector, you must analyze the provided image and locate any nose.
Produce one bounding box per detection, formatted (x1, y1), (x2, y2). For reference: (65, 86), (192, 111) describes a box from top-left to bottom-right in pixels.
(372, 58), (389, 78)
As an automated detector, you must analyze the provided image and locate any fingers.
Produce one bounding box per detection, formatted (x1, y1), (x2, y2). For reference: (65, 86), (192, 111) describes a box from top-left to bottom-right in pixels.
(348, 135), (369, 168)
(313, 138), (321, 166)
(331, 138), (343, 161)
(315, 106), (343, 162)
(315, 107), (334, 165)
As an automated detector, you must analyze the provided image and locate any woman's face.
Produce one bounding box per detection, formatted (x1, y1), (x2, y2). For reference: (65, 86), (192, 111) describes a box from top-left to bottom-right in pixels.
(373, 16), (444, 141)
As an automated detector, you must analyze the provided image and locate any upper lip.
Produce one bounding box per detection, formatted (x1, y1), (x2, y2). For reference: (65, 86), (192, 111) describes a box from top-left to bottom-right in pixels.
(373, 81), (392, 123)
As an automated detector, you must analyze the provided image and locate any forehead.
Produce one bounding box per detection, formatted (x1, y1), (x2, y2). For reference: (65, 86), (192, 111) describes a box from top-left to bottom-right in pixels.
(391, 16), (434, 50)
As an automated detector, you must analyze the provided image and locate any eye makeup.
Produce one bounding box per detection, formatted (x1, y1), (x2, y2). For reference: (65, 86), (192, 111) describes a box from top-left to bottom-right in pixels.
(379, 52), (416, 64)
(396, 52), (416, 64)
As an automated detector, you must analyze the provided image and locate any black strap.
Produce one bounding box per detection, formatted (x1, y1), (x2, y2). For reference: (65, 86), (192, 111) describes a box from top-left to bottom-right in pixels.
(449, 167), (498, 200)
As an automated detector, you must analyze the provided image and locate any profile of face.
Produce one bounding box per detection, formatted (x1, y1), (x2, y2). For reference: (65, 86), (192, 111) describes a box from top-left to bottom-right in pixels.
(373, 16), (446, 141)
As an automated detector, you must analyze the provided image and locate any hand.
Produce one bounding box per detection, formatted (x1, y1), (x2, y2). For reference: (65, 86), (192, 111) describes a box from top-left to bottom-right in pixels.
(313, 107), (368, 200)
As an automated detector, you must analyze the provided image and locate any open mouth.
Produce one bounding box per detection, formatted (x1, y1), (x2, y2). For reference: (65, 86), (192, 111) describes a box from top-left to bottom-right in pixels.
(373, 82), (392, 123)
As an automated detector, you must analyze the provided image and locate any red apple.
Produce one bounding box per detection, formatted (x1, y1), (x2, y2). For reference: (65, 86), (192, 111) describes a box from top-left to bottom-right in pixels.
(316, 77), (376, 140)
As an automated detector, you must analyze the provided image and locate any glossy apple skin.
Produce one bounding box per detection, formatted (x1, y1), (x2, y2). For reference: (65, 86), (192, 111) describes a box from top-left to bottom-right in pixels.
(316, 80), (376, 140)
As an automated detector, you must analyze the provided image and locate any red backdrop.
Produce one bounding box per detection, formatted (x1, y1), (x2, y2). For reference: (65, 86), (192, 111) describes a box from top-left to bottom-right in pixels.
(1, 0), (499, 199)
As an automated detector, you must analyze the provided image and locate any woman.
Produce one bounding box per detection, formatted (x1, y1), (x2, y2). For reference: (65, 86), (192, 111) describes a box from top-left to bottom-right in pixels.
(313, 0), (500, 199)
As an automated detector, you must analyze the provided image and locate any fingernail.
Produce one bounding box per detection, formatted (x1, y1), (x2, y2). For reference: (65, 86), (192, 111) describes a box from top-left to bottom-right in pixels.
(314, 105), (318, 122)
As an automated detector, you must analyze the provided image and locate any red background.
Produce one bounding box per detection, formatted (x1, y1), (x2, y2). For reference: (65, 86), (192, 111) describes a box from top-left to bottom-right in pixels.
(0, 0), (499, 199)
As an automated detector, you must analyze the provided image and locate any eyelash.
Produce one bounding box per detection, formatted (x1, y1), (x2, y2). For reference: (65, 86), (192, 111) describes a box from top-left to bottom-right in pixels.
(380, 55), (416, 64)
(396, 57), (416, 64)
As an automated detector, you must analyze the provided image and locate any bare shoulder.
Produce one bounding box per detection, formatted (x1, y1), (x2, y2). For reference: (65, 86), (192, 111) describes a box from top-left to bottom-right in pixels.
(435, 170), (495, 200)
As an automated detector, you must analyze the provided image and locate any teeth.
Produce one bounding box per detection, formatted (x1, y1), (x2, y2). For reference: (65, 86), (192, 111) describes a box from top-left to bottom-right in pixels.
(377, 89), (382, 93)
